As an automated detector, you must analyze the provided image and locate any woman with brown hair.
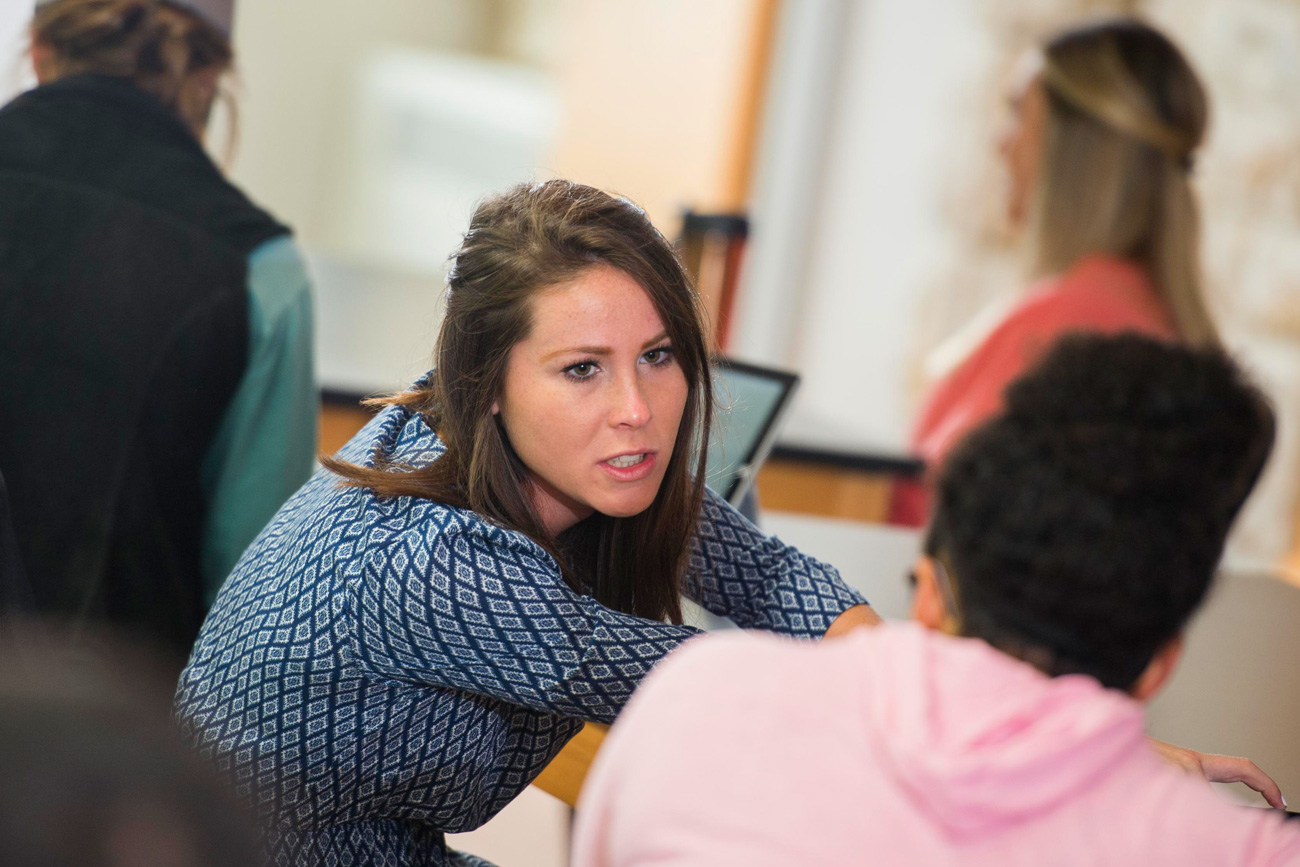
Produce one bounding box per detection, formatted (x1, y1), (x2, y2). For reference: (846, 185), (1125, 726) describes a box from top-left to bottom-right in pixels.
(893, 16), (1214, 525)
(0, 0), (316, 660)
(176, 180), (880, 867)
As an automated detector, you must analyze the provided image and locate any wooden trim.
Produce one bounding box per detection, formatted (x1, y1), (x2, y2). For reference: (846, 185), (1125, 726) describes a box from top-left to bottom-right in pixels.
(319, 401), (374, 457)
(723, 0), (781, 207)
(756, 459), (894, 524)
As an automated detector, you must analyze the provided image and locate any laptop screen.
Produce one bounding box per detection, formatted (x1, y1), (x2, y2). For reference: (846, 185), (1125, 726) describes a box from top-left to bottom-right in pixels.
(704, 358), (800, 505)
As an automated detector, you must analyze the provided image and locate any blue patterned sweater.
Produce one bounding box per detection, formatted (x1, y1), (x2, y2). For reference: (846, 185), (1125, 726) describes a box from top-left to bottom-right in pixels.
(176, 397), (867, 867)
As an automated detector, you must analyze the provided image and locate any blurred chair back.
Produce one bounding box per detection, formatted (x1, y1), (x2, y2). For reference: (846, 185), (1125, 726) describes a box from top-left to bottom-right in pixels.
(1146, 570), (1300, 803)
(677, 212), (749, 350)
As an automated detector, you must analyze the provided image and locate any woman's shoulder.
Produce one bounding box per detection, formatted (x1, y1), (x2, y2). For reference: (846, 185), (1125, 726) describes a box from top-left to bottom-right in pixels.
(1010, 255), (1174, 337)
(333, 391), (444, 468)
(368, 488), (548, 558)
(323, 381), (557, 566)
(957, 262), (1172, 400)
(910, 257), (1173, 459)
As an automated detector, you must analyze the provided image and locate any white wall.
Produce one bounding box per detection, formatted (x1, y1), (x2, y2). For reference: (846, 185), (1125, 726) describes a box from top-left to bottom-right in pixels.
(736, 0), (989, 454)
(732, 0), (847, 373)
(224, 0), (494, 245)
(0, 1), (34, 104)
(223, 1), (559, 395)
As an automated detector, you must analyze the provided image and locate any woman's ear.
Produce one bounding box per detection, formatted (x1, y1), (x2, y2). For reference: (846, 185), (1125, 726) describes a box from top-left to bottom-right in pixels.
(179, 66), (223, 137)
(30, 37), (57, 85)
(1129, 635), (1184, 703)
(491, 400), (500, 415)
(910, 556), (951, 631)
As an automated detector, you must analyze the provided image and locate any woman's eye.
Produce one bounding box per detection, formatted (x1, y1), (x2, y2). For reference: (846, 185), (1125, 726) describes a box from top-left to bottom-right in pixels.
(643, 347), (672, 365)
(565, 361), (597, 379)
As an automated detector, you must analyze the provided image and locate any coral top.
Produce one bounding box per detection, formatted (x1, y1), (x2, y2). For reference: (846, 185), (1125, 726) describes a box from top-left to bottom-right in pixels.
(892, 256), (1178, 526)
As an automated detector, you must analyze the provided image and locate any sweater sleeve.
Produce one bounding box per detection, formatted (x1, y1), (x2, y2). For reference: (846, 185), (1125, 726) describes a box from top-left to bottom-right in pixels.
(682, 488), (868, 636)
(348, 513), (702, 725)
(199, 236), (318, 602)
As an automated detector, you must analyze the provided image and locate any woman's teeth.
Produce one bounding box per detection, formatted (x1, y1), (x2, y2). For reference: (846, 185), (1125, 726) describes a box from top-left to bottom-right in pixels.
(607, 454), (647, 468)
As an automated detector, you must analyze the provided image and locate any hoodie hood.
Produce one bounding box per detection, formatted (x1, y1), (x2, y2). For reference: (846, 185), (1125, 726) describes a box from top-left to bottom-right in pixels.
(860, 623), (1146, 840)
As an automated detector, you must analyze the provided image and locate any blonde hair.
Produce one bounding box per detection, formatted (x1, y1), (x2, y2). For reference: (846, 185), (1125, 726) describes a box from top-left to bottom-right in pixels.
(32, 0), (233, 137)
(1031, 18), (1216, 346)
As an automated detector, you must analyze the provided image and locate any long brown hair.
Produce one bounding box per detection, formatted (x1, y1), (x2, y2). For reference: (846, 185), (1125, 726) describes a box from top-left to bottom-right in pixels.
(1032, 18), (1216, 346)
(31, 0), (233, 137)
(324, 181), (713, 625)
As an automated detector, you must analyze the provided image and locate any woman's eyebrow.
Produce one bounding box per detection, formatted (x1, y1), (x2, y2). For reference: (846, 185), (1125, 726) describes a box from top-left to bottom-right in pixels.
(539, 333), (670, 363)
(541, 345), (610, 362)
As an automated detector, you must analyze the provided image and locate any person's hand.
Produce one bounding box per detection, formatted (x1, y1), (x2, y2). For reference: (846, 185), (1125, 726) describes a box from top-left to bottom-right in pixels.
(1148, 738), (1287, 809)
(823, 604), (883, 638)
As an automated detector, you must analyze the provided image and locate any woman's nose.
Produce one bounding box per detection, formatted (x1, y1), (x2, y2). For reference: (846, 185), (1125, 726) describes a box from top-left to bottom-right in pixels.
(609, 375), (651, 428)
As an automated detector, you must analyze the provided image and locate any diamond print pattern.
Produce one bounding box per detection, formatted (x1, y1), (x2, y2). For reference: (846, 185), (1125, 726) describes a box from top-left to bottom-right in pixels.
(176, 395), (867, 867)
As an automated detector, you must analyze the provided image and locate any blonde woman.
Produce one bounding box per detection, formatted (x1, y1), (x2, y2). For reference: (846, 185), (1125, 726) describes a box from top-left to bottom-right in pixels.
(893, 17), (1213, 525)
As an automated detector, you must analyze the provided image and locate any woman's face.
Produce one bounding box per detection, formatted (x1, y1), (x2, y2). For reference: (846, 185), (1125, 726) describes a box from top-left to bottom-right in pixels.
(495, 265), (689, 537)
(998, 52), (1049, 228)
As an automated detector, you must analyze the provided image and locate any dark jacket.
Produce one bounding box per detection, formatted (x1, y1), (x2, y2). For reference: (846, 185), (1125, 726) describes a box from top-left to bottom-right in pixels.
(0, 74), (287, 658)
(0, 468), (31, 614)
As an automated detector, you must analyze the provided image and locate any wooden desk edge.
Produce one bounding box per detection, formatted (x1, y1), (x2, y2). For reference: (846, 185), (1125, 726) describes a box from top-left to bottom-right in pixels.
(530, 722), (609, 808)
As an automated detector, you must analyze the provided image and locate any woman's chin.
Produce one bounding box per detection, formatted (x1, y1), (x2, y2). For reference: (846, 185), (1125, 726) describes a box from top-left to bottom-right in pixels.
(595, 494), (658, 520)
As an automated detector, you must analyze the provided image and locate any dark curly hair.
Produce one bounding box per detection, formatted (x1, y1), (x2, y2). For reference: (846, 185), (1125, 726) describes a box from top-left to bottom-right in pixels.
(925, 334), (1273, 690)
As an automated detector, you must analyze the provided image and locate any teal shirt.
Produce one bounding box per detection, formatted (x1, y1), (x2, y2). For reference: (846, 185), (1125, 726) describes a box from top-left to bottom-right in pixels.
(199, 235), (318, 602)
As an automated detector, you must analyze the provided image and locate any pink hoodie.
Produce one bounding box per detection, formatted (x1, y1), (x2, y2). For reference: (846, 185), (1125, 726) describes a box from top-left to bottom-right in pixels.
(572, 624), (1300, 866)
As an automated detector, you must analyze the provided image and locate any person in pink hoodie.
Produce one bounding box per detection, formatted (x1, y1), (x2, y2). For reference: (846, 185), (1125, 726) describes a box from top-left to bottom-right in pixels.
(572, 334), (1299, 867)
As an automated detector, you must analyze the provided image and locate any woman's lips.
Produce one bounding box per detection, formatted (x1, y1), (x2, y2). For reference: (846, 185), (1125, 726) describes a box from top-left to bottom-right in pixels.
(599, 452), (657, 482)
